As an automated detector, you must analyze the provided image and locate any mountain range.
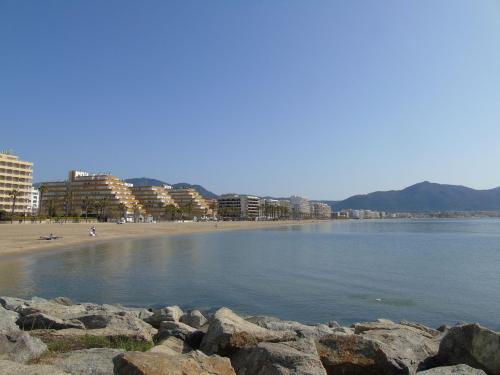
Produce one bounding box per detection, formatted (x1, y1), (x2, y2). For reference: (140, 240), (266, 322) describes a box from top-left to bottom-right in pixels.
(324, 181), (500, 212)
(124, 178), (218, 199)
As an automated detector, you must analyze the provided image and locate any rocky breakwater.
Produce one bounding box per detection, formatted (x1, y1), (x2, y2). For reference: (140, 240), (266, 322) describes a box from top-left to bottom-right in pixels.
(0, 296), (498, 375)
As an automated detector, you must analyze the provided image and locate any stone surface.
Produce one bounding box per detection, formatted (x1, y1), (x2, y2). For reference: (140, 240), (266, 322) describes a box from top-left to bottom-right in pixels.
(144, 305), (184, 328)
(0, 329), (47, 363)
(51, 297), (74, 306)
(43, 348), (124, 375)
(149, 336), (192, 355)
(247, 315), (336, 339)
(113, 350), (236, 375)
(232, 338), (327, 375)
(17, 312), (86, 330)
(0, 305), (19, 333)
(316, 322), (440, 375)
(435, 324), (500, 375)
(201, 308), (296, 356)
(0, 359), (70, 375)
(159, 320), (205, 350)
(44, 324), (157, 343)
(419, 364), (487, 374)
(0, 296), (28, 311)
(180, 309), (208, 329)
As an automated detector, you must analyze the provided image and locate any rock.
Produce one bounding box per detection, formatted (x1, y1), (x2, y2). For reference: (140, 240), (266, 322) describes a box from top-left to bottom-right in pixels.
(0, 296), (28, 311)
(232, 338), (327, 375)
(180, 309), (208, 329)
(17, 312), (86, 330)
(143, 305), (183, 328)
(201, 308), (296, 356)
(156, 320), (204, 349)
(42, 348), (124, 375)
(354, 319), (440, 337)
(150, 336), (192, 355)
(332, 326), (354, 335)
(316, 322), (440, 375)
(247, 315), (336, 339)
(45, 323), (157, 343)
(327, 321), (340, 329)
(0, 305), (19, 333)
(51, 297), (74, 306)
(360, 323), (440, 374)
(316, 333), (391, 374)
(0, 329), (47, 363)
(113, 350), (236, 375)
(0, 359), (70, 374)
(418, 364), (487, 374)
(437, 325), (451, 333)
(435, 323), (500, 375)
(400, 320), (441, 337)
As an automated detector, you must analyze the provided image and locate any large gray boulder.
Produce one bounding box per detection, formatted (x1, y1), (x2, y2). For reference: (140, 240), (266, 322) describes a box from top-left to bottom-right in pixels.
(17, 311), (86, 330)
(42, 348), (124, 375)
(143, 305), (183, 328)
(149, 336), (192, 355)
(113, 350), (236, 375)
(156, 320), (204, 348)
(0, 359), (70, 375)
(232, 338), (327, 375)
(316, 319), (441, 375)
(0, 305), (19, 333)
(200, 308), (296, 356)
(0, 296), (29, 311)
(180, 309), (208, 329)
(419, 364), (487, 374)
(0, 329), (47, 363)
(435, 324), (500, 375)
(247, 315), (339, 339)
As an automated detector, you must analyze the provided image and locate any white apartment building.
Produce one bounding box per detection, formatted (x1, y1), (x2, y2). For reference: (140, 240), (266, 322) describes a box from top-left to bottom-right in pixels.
(29, 187), (40, 214)
(218, 194), (260, 220)
(290, 195), (311, 218)
(311, 202), (332, 219)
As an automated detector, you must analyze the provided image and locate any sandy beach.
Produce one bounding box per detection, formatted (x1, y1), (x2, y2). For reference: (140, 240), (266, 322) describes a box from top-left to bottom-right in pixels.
(0, 220), (316, 258)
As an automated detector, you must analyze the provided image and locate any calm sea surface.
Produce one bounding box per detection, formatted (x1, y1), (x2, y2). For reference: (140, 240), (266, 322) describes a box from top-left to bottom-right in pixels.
(1, 219), (499, 330)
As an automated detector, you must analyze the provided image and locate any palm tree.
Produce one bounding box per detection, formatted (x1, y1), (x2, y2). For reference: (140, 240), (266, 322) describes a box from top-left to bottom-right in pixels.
(38, 185), (47, 222)
(9, 189), (19, 223)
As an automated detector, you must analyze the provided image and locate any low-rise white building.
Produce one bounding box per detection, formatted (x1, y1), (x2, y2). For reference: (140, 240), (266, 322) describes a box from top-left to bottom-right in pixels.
(28, 187), (39, 214)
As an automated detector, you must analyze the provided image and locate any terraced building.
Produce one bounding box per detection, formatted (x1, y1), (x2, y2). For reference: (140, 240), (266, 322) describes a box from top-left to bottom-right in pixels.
(169, 188), (212, 219)
(131, 185), (178, 220)
(40, 170), (143, 219)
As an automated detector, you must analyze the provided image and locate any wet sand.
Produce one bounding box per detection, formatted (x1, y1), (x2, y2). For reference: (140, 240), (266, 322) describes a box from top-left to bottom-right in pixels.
(0, 220), (316, 257)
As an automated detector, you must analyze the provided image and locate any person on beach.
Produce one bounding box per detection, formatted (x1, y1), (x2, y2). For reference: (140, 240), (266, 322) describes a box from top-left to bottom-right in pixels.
(89, 226), (96, 237)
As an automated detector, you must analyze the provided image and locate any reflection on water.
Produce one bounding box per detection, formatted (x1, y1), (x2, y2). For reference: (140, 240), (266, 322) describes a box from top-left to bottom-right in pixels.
(1, 219), (499, 330)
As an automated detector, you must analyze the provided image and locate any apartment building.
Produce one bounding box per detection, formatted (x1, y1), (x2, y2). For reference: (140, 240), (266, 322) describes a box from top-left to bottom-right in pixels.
(311, 202), (332, 219)
(218, 194), (260, 220)
(0, 152), (33, 214)
(290, 195), (311, 218)
(131, 185), (178, 219)
(40, 170), (143, 219)
(169, 188), (212, 219)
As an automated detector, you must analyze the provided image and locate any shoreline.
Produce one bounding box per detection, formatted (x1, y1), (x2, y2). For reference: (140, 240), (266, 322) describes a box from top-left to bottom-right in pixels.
(0, 220), (320, 259)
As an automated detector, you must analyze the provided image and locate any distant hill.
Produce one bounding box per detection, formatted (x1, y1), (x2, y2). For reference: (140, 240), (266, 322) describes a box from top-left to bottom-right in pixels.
(124, 177), (218, 199)
(324, 181), (500, 212)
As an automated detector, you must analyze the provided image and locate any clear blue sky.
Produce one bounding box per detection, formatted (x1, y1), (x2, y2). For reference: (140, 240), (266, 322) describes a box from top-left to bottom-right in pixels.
(2, 1), (500, 200)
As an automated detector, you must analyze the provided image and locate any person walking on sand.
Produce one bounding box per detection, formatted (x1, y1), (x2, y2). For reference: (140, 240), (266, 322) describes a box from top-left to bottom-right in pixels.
(89, 226), (96, 237)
